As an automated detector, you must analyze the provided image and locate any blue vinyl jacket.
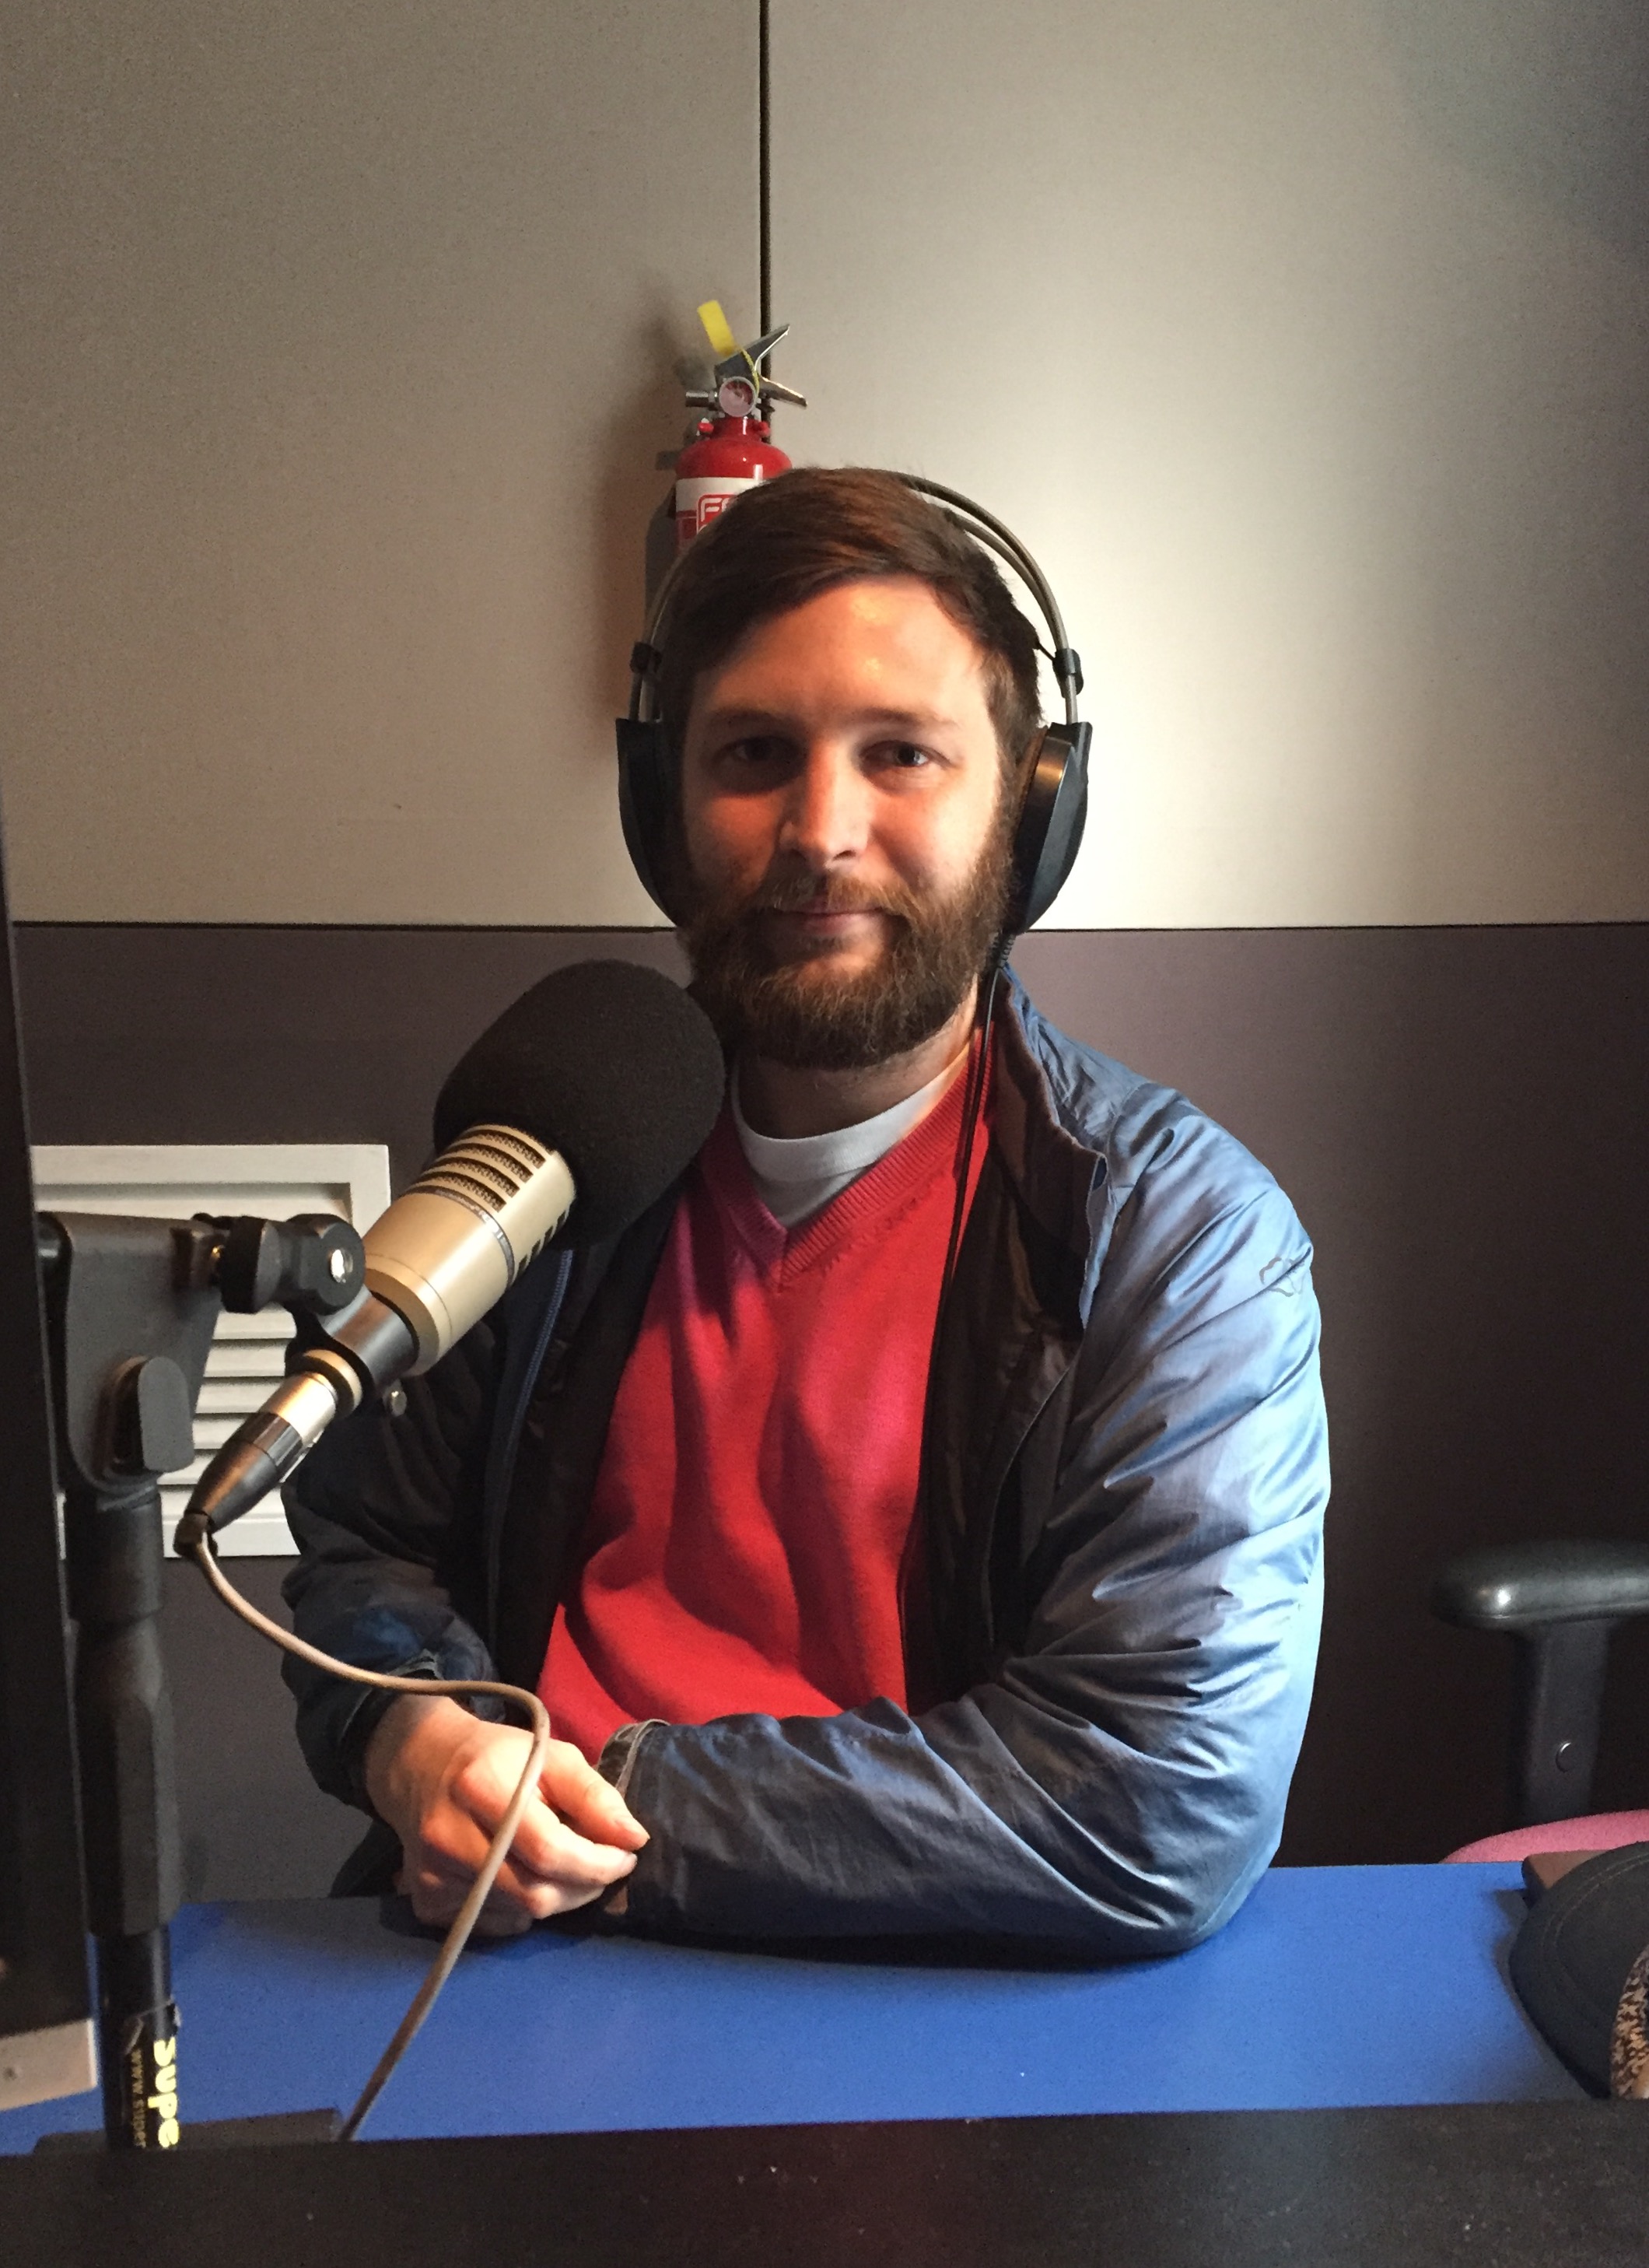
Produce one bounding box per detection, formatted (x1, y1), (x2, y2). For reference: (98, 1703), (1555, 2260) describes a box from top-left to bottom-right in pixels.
(283, 975), (1328, 1958)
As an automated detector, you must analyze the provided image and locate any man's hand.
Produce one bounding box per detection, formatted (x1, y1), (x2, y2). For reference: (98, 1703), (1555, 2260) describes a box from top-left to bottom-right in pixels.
(364, 1694), (647, 1936)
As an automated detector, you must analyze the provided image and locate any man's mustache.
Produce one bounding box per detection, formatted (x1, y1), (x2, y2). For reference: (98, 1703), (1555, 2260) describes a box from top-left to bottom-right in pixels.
(734, 871), (913, 921)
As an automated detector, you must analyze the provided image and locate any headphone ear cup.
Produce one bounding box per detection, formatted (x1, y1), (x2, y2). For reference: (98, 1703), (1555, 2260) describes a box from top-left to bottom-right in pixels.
(614, 717), (688, 923)
(1006, 723), (1091, 934)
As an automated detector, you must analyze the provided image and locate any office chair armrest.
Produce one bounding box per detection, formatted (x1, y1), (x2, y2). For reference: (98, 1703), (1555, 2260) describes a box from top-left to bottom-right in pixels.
(1432, 1539), (1649, 1828)
(1432, 1539), (1649, 1633)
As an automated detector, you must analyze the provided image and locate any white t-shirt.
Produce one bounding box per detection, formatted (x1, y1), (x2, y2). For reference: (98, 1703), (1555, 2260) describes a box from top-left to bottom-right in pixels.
(731, 1046), (971, 1230)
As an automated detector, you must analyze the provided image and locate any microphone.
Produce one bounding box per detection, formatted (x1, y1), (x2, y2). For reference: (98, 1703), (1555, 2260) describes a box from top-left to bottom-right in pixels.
(176, 961), (724, 1548)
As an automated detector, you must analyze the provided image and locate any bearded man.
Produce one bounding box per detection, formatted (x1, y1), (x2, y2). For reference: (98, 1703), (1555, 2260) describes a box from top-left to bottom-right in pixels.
(282, 468), (1329, 1958)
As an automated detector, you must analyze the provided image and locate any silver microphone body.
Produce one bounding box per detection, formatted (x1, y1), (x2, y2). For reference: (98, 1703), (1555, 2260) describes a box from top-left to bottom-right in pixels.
(362, 1126), (575, 1372)
(179, 1126), (576, 1543)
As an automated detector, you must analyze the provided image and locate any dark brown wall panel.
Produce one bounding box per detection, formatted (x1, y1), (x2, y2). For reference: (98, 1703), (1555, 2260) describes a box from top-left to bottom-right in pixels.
(19, 923), (1649, 1891)
(16, 926), (689, 1195)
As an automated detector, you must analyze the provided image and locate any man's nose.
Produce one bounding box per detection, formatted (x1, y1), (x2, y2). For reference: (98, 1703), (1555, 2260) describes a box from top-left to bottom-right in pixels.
(776, 745), (870, 870)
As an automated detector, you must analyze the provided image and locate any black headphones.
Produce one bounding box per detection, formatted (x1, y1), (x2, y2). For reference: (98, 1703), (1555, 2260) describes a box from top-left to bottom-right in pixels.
(614, 474), (1091, 939)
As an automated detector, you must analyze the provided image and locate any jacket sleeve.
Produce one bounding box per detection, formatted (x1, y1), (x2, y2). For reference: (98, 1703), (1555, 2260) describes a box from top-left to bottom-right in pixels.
(279, 1312), (506, 1807)
(613, 1127), (1328, 1960)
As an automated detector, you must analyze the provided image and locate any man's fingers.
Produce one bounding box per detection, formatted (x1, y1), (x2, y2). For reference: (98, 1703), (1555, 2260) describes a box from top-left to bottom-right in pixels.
(478, 1811), (641, 1894)
(443, 1740), (646, 1870)
(407, 1867), (537, 1931)
(506, 1797), (643, 1884)
(540, 1753), (649, 1851)
(446, 1735), (647, 1854)
(404, 1850), (625, 1930)
(467, 1907), (534, 1938)
(417, 1797), (639, 1896)
(390, 1723), (648, 1937)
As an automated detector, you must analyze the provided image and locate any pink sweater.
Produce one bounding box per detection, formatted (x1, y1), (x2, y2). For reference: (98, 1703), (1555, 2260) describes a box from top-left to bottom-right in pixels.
(539, 1064), (986, 1759)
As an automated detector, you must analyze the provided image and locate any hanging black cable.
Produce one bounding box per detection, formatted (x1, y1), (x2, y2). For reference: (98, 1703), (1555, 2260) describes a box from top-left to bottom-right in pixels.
(938, 945), (1007, 1309)
(758, 0), (772, 337)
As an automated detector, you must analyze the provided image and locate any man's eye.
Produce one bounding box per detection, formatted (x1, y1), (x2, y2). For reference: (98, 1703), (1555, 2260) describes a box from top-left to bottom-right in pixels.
(880, 743), (933, 770)
(722, 735), (789, 767)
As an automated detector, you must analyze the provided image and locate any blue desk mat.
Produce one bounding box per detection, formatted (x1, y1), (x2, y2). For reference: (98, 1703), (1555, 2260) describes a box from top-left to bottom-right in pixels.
(0, 1863), (1579, 2150)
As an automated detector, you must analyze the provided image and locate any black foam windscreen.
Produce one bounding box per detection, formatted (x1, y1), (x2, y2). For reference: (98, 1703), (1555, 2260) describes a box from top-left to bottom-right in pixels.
(432, 959), (726, 1244)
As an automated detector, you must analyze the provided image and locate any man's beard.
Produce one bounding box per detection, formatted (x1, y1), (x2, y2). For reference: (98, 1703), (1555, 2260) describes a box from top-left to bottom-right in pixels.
(681, 818), (1013, 1072)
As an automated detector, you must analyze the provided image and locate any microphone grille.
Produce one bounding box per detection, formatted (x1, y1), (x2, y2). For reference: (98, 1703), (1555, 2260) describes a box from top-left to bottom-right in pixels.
(415, 1127), (551, 1217)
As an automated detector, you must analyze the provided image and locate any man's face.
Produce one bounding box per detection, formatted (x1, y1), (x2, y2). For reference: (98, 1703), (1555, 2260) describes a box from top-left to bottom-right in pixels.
(678, 577), (1014, 1069)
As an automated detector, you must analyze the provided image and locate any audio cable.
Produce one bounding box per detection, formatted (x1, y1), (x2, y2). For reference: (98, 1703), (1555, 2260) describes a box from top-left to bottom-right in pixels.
(185, 1536), (551, 2142)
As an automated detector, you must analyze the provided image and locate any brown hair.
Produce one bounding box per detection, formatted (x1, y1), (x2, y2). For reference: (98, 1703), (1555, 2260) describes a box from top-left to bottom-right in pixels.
(656, 466), (1043, 774)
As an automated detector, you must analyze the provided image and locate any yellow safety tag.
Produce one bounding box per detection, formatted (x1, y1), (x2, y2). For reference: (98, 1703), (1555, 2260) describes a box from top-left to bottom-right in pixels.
(696, 300), (742, 361)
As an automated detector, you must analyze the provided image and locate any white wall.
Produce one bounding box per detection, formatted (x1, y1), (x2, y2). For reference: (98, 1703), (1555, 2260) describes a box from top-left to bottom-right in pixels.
(774, 0), (1649, 925)
(0, 1), (751, 924)
(3, 2), (1646, 927)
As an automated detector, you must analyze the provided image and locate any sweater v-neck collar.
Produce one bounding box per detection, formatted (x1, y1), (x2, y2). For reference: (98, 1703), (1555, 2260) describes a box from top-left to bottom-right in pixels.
(697, 1049), (979, 1281)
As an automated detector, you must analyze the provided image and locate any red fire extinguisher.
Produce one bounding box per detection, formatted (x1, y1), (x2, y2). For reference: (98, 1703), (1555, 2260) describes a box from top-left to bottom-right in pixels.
(674, 300), (806, 551)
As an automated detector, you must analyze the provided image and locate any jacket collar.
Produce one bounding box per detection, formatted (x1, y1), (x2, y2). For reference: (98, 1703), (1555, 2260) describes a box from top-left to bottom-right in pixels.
(992, 969), (1112, 1326)
(690, 962), (1119, 1327)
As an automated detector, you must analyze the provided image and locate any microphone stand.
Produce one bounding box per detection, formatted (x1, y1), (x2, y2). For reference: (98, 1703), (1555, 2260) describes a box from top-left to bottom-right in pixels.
(37, 1211), (359, 2151)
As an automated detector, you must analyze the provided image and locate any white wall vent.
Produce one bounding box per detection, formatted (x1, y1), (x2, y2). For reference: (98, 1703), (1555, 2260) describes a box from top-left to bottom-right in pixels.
(31, 1144), (391, 1557)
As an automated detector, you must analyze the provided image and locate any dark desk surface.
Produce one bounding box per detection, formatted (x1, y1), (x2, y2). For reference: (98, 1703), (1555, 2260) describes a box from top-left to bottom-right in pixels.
(0, 1862), (1578, 2154)
(5, 2105), (1649, 2268)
